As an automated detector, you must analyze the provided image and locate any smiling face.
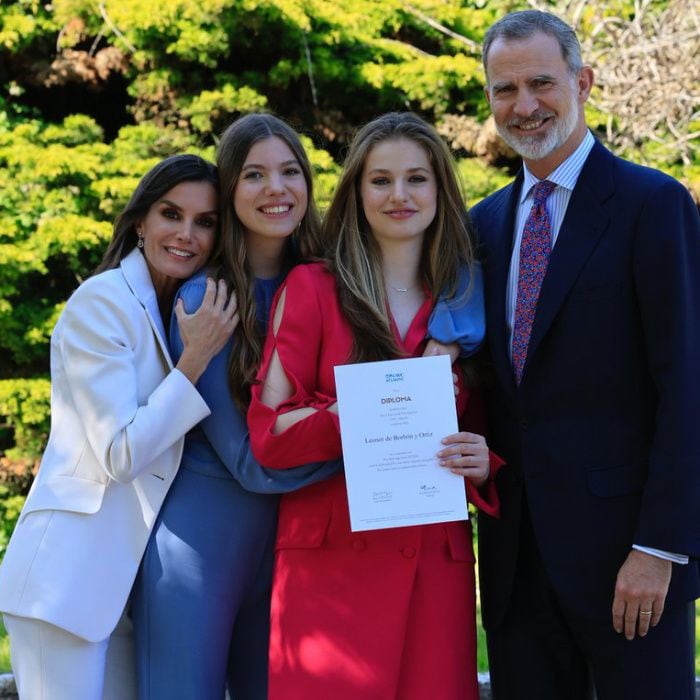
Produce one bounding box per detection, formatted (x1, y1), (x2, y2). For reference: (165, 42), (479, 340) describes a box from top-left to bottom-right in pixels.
(360, 137), (437, 248)
(233, 136), (309, 254)
(139, 180), (218, 301)
(485, 31), (593, 177)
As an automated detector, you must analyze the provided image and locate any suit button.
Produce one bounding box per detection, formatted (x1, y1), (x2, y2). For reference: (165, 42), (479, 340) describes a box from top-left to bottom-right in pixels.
(401, 546), (416, 559)
(352, 539), (366, 552)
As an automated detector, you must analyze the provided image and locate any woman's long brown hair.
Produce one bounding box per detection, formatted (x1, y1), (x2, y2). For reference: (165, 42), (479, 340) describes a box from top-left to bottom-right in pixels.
(212, 114), (323, 410)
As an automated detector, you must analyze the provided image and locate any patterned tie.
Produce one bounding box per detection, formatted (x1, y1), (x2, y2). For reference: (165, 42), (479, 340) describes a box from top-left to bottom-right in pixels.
(512, 179), (556, 385)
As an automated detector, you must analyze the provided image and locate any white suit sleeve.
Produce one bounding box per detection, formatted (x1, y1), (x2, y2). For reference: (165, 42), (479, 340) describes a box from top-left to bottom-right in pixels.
(58, 283), (209, 483)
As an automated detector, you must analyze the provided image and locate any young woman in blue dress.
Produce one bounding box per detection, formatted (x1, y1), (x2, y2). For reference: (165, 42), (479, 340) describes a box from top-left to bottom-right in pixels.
(131, 114), (343, 700)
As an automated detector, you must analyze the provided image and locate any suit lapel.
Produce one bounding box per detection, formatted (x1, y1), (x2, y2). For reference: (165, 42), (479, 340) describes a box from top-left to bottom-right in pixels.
(120, 249), (174, 369)
(482, 175), (522, 397)
(525, 141), (614, 369)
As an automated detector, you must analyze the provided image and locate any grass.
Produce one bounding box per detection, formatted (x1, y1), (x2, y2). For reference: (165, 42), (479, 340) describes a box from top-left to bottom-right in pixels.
(476, 618), (489, 673)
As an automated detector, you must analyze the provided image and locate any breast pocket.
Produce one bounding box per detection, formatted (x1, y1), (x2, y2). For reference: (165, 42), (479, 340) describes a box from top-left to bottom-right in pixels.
(568, 282), (628, 302)
(21, 475), (106, 522)
(586, 464), (646, 498)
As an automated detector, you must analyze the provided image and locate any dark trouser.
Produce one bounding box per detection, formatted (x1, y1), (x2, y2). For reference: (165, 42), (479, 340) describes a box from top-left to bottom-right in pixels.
(486, 507), (695, 700)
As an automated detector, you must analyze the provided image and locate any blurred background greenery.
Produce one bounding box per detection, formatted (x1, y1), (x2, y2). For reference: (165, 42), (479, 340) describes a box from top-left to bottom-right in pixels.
(0, 0), (697, 674)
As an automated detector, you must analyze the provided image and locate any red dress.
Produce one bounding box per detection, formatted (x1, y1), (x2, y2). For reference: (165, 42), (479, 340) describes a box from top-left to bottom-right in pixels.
(248, 262), (502, 700)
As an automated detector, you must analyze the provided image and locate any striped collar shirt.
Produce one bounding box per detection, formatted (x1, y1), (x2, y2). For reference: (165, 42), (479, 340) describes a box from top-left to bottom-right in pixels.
(505, 129), (595, 347)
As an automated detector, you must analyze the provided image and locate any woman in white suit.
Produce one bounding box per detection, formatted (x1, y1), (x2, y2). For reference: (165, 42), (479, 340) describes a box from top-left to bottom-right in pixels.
(0, 154), (238, 700)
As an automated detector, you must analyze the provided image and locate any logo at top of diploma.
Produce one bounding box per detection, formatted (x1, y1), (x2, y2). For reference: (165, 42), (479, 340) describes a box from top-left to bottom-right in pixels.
(385, 372), (404, 383)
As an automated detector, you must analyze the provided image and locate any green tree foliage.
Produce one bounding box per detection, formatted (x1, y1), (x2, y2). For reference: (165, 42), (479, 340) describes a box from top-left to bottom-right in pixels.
(0, 378), (50, 460)
(0, 0), (696, 483)
(3, 0), (502, 136)
(0, 113), (202, 372)
(0, 485), (25, 558)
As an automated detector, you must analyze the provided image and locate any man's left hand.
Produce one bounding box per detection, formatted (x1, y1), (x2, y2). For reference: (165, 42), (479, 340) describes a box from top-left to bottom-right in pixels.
(612, 549), (672, 640)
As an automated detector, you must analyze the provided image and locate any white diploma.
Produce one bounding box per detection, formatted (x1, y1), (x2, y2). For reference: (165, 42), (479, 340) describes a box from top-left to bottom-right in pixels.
(334, 354), (468, 532)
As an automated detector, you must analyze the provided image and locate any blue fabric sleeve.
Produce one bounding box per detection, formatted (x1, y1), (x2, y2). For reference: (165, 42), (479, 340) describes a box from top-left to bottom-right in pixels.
(427, 261), (485, 358)
(170, 272), (343, 493)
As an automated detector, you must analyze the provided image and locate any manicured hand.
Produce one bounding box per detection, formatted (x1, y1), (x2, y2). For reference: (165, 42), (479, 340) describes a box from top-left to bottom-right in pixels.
(437, 431), (489, 487)
(175, 278), (239, 384)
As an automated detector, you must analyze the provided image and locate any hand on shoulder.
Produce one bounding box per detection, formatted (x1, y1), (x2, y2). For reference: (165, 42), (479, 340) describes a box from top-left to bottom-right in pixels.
(175, 278), (239, 384)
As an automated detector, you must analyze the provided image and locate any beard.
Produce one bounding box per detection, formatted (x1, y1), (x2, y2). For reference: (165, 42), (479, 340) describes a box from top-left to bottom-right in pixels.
(496, 89), (580, 162)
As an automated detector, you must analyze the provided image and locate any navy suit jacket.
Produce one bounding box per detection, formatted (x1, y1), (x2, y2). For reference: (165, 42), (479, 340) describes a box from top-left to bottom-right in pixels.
(472, 139), (700, 630)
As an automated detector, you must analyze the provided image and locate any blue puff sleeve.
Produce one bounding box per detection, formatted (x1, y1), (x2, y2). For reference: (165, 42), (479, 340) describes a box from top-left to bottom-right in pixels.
(170, 271), (343, 493)
(427, 261), (485, 358)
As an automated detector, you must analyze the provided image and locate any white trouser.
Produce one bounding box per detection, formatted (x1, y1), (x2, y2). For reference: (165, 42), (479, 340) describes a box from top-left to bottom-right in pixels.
(4, 611), (136, 700)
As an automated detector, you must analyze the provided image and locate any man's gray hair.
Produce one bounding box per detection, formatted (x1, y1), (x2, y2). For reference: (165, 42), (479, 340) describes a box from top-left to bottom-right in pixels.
(482, 10), (584, 78)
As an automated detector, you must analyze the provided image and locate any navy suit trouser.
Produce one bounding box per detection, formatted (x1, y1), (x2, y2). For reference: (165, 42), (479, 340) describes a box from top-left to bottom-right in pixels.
(486, 503), (695, 700)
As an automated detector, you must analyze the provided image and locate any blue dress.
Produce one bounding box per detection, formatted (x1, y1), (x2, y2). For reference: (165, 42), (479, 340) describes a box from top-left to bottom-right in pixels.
(131, 272), (343, 700)
(131, 264), (485, 699)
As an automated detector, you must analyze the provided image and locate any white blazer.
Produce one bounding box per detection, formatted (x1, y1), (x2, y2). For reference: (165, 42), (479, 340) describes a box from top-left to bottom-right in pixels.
(0, 249), (210, 642)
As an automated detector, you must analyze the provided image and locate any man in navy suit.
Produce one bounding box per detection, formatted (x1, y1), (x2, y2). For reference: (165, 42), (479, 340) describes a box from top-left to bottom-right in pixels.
(472, 10), (700, 700)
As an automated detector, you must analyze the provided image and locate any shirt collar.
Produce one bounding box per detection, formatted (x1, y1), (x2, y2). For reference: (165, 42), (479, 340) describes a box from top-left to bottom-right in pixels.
(520, 130), (596, 203)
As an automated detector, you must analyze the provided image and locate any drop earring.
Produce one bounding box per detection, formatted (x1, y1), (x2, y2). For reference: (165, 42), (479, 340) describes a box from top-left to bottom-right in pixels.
(136, 229), (144, 249)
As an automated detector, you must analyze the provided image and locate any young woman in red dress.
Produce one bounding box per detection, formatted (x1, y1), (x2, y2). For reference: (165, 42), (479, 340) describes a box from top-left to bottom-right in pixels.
(248, 112), (503, 700)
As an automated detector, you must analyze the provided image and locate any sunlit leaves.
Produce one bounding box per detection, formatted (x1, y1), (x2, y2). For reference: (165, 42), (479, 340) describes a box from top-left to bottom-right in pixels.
(185, 85), (268, 134)
(0, 379), (50, 460)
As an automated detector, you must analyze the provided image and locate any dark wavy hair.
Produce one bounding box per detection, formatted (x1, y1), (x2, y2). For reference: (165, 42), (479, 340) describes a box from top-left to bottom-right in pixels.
(95, 154), (218, 274)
